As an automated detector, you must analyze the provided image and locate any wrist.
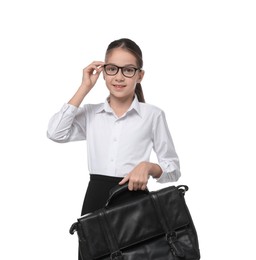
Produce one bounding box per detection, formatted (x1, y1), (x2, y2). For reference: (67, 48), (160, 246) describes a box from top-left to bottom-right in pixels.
(79, 83), (91, 93)
(141, 162), (162, 179)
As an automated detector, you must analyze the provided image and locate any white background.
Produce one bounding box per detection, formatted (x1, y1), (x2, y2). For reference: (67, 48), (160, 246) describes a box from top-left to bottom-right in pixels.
(0, 0), (255, 259)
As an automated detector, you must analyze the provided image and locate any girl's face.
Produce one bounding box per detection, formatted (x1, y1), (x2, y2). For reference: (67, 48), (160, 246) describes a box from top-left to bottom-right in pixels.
(103, 47), (144, 101)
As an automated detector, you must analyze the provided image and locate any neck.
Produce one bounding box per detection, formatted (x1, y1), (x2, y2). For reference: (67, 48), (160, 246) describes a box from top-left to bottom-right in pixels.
(109, 95), (134, 117)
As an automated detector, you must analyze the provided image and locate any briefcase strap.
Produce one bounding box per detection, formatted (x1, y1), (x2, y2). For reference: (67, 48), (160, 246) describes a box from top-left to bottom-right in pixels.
(151, 192), (185, 257)
(99, 210), (124, 260)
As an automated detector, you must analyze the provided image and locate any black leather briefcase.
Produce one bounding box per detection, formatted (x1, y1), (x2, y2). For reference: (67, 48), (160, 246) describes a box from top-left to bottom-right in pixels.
(70, 184), (200, 260)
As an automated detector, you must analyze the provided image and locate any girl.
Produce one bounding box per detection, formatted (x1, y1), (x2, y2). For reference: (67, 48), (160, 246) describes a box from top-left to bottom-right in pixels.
(47, 38), (181, 258)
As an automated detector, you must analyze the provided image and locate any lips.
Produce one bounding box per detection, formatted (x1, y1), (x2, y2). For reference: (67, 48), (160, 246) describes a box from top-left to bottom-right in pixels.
(113, 84), (126, 89)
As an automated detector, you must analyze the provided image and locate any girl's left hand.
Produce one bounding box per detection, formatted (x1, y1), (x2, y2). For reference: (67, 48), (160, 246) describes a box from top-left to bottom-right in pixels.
(119, 162), (150, 191)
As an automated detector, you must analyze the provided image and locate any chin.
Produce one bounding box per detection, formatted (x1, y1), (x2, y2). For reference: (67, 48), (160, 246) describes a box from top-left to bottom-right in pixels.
(110, 91), (133, 100)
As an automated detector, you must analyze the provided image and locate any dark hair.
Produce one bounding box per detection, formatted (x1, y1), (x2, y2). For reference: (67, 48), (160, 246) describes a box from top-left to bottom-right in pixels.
(105, 38), (145, 103)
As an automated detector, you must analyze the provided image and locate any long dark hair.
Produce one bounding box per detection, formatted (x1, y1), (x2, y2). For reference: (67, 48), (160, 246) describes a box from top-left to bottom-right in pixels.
(105, 38), (145, 103)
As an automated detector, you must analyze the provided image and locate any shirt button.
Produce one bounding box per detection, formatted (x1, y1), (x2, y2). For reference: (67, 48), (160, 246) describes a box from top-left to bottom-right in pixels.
(113, 138), (117, 142)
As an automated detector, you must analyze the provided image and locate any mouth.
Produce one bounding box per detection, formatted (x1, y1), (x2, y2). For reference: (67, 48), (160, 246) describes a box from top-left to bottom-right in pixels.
(113, 84), (126, 90)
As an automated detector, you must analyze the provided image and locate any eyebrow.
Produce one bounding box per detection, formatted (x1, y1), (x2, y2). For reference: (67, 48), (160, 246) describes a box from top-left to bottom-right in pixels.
(106, 63), (138, 67)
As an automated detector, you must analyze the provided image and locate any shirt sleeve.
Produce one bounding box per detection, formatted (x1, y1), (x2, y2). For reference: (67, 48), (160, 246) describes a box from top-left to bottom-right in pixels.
(47, 103), (87, 142)
(152, 110), (181, 183)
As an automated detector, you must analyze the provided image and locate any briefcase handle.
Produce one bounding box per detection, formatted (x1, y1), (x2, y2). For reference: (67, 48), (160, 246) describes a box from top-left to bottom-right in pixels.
(105, 183), (149, 207)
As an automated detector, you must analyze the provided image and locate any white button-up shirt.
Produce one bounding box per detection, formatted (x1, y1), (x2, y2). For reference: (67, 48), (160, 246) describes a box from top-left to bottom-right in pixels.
(47, 96), (181, 183)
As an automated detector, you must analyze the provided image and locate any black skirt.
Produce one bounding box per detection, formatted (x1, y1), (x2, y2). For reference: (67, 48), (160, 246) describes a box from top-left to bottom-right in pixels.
(81, 174), (123, 216)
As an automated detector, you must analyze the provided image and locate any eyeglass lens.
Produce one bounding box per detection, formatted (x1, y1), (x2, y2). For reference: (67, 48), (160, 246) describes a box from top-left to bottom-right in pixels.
(104, 65), (137, 77)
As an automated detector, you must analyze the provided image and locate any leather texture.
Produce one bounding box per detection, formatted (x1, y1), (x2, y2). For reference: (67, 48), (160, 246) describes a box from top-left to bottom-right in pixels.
(70, 184), (200, 260)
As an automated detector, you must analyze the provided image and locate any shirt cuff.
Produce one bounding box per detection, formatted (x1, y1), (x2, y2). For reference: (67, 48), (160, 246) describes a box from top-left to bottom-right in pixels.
(61, 103), (79, 114)
(157, 161), (181, 183)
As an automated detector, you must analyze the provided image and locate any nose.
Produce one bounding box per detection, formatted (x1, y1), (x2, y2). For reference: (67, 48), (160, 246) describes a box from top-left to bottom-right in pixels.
(115, 68), (125, 80)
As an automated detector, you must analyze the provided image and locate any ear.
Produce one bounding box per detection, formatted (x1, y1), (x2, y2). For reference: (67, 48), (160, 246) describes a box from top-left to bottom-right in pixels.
(137, 70), (145, 83)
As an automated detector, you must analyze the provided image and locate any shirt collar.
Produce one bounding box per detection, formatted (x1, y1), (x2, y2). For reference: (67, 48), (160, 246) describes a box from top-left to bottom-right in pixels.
(95, 95), (142, 117)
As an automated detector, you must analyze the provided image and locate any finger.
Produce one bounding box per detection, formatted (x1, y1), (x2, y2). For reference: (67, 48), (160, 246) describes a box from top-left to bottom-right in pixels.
(92, 67), (103, 76)
(128, 180), (135, 191)
(85, 62), (104, 73)
(119, 175), (129, 185)
(91, 61), (105, 67)
(90, 65), (101, 75)
(141, 184), (147, 190)
(91, 62), (105, 71)
(132, 182), (140, 191)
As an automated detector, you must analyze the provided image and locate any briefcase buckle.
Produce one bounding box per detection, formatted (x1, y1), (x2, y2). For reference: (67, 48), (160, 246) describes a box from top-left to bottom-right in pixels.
(166, 232), (185, 257)
(110, 250), (123, 260)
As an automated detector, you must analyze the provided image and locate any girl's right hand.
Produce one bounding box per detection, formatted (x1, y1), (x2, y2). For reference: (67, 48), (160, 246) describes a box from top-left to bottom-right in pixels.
(81, 61), (105, 91)
(68, 61), (105, 107)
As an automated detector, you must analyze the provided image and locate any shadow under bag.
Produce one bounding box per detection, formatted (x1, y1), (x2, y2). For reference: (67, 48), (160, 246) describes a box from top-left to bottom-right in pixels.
(70, 184), (200, 260)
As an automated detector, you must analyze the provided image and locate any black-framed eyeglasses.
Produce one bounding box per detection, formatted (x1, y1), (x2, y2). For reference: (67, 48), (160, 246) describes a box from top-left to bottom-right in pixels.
(103, 64), (141, 78)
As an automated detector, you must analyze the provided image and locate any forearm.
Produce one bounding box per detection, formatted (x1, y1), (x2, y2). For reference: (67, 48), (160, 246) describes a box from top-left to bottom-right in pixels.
(132, 161), (163, 179)
(68, 84), (90, 107)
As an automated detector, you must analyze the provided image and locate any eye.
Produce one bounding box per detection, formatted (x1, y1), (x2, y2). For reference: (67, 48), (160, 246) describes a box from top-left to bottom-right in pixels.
(106, 65), (118, 73)
(123, 67), (135, 74)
